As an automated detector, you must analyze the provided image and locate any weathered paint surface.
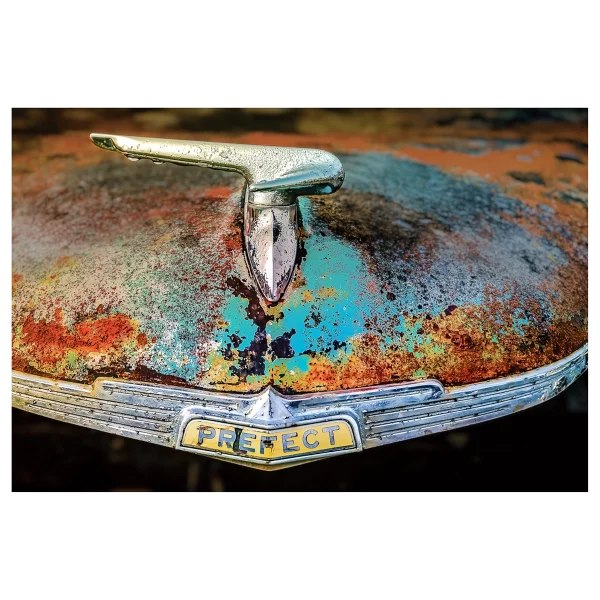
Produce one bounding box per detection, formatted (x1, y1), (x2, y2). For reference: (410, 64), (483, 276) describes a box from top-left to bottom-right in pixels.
(12, 125), (588, 393)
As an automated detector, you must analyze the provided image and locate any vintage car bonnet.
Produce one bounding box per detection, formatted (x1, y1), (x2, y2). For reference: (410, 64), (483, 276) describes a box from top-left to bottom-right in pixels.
(12, 124), (588, 468)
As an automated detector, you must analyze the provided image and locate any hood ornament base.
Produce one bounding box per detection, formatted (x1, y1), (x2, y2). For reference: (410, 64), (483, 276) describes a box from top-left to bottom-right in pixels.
(90, 133), (345, 302)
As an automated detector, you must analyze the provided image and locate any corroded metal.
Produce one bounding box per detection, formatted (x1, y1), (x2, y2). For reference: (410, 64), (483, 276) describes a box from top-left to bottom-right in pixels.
(90, 133), (345, 301)
(13, 127), (588, 396)
(11, 344), (587, 469)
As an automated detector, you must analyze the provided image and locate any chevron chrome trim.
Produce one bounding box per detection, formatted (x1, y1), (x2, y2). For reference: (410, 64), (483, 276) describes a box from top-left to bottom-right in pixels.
(12, 344), (587, 469)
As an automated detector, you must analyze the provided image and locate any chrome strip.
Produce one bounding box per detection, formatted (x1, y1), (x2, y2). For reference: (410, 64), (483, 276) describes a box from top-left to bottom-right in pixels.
(12, 344), (587, 468)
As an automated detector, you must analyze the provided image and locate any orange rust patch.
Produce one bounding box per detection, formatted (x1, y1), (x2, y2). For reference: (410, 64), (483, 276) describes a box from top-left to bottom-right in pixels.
(20, 308), (72, 366)
(222, 216), (243, 253)
(73, 314), (135, 354)
(394, 142), (582, 180)
(202, 186), (234, 199)
(393, 142), (588, 219)
(18, 308), (137, 369)
(271, 288), (587, 393)
(12, 354), (28, 371)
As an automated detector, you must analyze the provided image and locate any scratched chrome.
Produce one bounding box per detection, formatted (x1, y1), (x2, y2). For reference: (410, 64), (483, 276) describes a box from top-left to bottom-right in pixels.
(11, 344), (587, 469)
(90, 133), (345, 302)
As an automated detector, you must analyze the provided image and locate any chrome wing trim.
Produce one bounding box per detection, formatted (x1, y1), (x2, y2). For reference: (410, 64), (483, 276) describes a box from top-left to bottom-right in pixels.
(12, 344), (587, 468)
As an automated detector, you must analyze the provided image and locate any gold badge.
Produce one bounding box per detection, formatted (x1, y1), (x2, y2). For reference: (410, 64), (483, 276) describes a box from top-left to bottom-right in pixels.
(180, 418), (356, 464)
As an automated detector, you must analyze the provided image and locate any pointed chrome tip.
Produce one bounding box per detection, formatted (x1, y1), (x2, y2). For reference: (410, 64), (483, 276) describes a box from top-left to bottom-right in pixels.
(255, 268), (289, 303)
(245, 387), (292, 420)
(259, 282), (284, 304)
(246, 239), (296, 304)
(90, 133), (121, 152)
(244, 203), (298, 305)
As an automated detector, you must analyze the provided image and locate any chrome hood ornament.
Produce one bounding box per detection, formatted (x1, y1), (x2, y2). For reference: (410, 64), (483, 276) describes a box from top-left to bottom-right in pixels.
(90, 133), (345, 302)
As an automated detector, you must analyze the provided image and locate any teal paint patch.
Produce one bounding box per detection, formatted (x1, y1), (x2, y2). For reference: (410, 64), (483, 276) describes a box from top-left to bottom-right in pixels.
(270, 353), (311, 376)
(512, 311), (530, 336)
(268, 197), (368, 360)
(218, 288), (259, 347)
(208, 197), (376, 382)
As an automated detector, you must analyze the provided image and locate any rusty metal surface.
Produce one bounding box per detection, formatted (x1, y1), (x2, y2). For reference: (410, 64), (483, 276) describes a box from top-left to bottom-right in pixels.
(12, 117), (588, 394)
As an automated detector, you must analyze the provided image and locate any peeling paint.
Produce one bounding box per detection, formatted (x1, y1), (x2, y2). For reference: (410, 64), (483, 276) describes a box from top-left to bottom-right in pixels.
(12, 126), (587, 393)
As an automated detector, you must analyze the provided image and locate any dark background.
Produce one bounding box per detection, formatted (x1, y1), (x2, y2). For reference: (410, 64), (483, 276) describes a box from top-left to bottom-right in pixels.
(12, 109), (588, 491)
(12, 107), (589, 144)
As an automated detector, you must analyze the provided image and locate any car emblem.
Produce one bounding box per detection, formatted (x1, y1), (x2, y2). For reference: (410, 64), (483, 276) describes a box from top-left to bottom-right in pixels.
(90, 133), (345, 302)
(12, 344), (587, 470)
(179, 417), (357, 468)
